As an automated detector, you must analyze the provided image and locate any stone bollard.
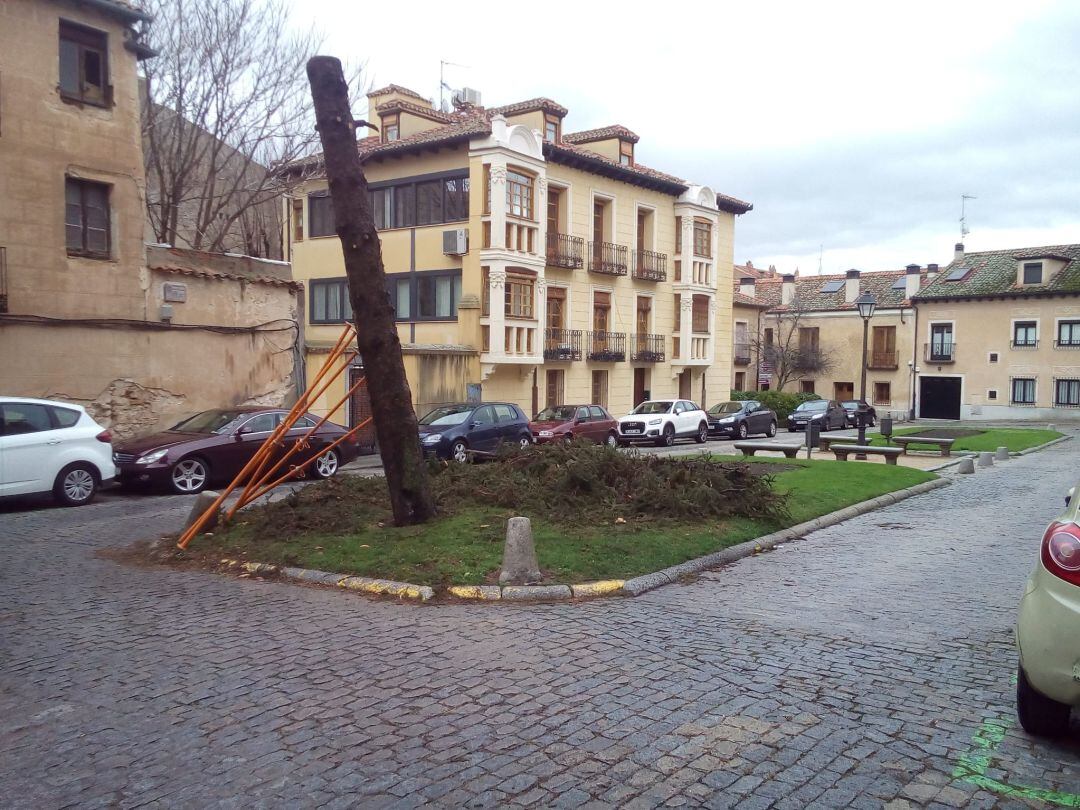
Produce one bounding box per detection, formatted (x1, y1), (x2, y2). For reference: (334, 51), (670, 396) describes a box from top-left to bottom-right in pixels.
(184, 490), (221, 532)
(957, 457), (976, 474)
(977, 451), (994, 468)
(1048, 423), (1056, 432)
(995, 446), (1009, 461)
(499, 517), (542, 585)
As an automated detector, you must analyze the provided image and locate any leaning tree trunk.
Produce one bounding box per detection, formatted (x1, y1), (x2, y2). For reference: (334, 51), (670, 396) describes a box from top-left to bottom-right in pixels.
(306, 56), (436, 526)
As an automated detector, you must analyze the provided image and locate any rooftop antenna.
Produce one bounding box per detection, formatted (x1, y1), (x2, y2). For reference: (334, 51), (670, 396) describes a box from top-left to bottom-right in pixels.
(439, 60), (469, 111)
(818, 244), (823, 276)
(960, 194), (976, 241)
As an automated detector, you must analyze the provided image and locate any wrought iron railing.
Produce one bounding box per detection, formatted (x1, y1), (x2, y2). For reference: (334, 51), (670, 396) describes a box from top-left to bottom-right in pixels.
(631, 333), (665, 363)
(546, 232), (584, 269)
(867, 350), (899, 369)
(587, 331), (626, 361)
(925, 342), (956, 363)
(543, 328), (582, 361)
(588, 241), (628, 276)
(632, 249), (667, 281)
(733, 343), (751, 365)
(1010, 339), (1038, 349)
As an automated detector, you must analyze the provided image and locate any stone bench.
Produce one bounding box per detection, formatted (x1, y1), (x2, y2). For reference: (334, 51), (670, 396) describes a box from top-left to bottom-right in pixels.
(816, 435), (849, 453)
(830, 445), (904, 465)
(892, 436), (955, 457)
(734, 441), (804, 459)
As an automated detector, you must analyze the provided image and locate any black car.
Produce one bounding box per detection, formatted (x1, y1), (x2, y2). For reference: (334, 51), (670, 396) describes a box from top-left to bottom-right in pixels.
(418, 402), (532, 463)
(841, 399), (877, 427)
(707, 400), (777, 439)
(787, 399), (848, 432)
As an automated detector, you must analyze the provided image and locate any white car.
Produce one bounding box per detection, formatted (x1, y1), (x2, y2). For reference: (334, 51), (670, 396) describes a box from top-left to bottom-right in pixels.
(0, 397), (115, 506)
(617, 399), (709, 447)
(1015, 484), (1080, 736)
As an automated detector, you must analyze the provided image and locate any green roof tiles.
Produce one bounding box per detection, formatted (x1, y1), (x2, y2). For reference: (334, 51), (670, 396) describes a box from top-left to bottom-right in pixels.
(914, 243), (1080, 301)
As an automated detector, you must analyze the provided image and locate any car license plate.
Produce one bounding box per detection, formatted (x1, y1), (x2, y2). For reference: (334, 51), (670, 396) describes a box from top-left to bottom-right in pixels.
(624, 429), (641, 435)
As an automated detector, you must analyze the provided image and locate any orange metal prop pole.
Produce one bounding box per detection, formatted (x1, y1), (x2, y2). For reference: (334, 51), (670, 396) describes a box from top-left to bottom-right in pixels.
(244, 418), (372, 504)
(232, 376), (367, 512)
(228, 350), (357, 517)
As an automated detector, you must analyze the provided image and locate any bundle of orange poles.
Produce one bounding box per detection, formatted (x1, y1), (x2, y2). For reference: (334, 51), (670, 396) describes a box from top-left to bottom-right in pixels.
(176, 325), (371, 550)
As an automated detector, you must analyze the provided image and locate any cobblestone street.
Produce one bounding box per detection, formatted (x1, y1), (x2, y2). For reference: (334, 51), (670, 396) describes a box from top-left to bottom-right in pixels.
(2, 440), (1080, 808)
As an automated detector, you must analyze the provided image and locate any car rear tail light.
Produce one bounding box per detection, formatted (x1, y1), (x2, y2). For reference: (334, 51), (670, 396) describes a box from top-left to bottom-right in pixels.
(1041, 522), (1080, 587)
(95, 430), (112, 443)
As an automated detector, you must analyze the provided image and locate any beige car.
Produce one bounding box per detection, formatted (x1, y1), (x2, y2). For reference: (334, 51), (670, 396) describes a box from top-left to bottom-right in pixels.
(1015, 485), (1080, 736)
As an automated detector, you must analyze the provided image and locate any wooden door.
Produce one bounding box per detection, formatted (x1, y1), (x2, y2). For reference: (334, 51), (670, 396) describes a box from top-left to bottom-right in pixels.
(678, 370), (691, 400)
(349, 366), (376, 451)
(545, 370), (563, 407)
(633, 368), (647, 406)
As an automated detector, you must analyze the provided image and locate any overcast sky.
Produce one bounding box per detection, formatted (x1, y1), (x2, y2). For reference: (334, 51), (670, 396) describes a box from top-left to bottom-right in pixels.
(302, 0), (1080, 275)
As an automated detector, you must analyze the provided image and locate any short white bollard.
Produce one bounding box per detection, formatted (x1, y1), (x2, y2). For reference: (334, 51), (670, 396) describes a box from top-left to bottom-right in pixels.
(1048, 423), (1056, 432)
(184, 490), (220, 532)
(957, 457), (975, 474)
(977, 451), (994, 468)
(499, 516), (542, 585)
(995, 446), (1009, 461)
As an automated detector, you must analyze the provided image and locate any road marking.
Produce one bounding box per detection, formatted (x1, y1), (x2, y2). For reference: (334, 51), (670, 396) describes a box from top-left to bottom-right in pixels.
(952, 717), (1080, 807)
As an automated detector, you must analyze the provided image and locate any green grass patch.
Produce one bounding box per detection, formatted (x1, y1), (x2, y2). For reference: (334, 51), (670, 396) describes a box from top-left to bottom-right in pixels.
(869, 427), (1061, 453)
(197, 449), (936, 586)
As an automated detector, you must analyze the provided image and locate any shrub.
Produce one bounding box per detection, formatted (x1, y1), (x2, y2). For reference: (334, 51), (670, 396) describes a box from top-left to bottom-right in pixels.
(729, 389), (821, 422)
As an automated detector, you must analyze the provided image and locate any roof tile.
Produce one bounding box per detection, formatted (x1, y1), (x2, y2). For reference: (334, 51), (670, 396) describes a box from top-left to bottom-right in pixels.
(914, 244), (1080, 300)
(563, 125), (640, 144)
(746, 270), (925, 312)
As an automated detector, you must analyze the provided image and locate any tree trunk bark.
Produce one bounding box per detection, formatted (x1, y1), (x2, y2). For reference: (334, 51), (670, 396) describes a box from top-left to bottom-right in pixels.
(306, 56), (437, 526)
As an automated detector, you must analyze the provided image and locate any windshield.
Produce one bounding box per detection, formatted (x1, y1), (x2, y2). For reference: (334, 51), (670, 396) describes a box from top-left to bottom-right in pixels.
(709, 402), (743, 415)
(796, 401), (827, 412)
(534, 405), (578, 422)
(170, 410), (247, 434)
(842, 400), (861, 409)
(632, 401), (673, 415)
(419, 404), (474, 426)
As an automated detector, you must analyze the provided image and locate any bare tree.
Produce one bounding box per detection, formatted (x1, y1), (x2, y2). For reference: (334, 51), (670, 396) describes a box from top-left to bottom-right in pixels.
(141, 0), (362, 256)
(307, 56), (436, 527)
(755, 293), (835, 391)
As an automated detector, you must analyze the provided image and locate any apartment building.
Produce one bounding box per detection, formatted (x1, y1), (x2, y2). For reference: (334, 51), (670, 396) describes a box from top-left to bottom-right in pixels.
(284, 85), (751, 425)
(734, 267), (926, 418)
(912, 242), (1080, 420)
(0, 0), (301, 436)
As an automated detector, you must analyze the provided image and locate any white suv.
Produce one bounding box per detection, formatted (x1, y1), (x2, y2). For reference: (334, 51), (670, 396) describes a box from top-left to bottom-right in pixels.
(0, 397), (115, 506)
(617, 399), (709, 447)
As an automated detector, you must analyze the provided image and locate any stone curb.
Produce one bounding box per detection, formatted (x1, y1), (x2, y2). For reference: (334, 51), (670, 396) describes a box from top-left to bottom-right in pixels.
(220, 478), (951, 604)
(1017, 434), (1072, 456)
(620, 477), (952, 597)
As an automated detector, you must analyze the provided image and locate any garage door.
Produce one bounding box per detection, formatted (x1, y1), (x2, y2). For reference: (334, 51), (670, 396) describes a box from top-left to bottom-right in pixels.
(919, 376), (961, 420)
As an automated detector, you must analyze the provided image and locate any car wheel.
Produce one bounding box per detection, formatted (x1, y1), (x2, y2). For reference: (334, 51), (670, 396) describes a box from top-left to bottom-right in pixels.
(450, 440), (469, 464)
(605, 432), (618, 448)
(657, 424), (676, 448)
(696, 422), (708, 443)
(736, 422), (749, 440)
(766, 421), (777, 438)
(169, 457), (209, 494)
(1016, 666), (1071, 737)
(53, 463), (98, 507)
(518, 435), (532, 450)
(562, 433), (574, 444)
(311, 448), (340, 479)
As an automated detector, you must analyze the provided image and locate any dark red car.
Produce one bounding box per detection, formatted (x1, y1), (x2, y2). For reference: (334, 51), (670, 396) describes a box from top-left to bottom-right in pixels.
(112, 407), (361, 494)
(530, 404), (619, 446)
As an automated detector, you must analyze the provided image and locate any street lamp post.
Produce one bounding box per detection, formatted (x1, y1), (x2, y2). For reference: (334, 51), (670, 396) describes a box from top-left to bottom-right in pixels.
(855, 292), (877, 458)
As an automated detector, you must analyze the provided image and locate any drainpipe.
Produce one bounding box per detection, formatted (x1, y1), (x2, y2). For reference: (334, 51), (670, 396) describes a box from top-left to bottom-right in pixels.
(910, 302), (919, 419)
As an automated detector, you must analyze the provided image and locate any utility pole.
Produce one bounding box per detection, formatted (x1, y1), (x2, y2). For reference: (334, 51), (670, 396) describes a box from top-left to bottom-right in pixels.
(307, 55), (436, 526)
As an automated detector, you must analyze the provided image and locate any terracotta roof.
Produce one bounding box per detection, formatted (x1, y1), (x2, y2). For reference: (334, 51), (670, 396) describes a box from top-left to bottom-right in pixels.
(367, 84), (426, 101)
(359, 113), (491, 162)
(489, 97), (568, 117)
(152, 265), (302, 290)
(563, 125), (640, 145)
(749, 270), (926, 313)
(81, 0), (151, 21)
(914, 243), (1080, 301)
(375, 98), (455, 123)
(544, 140), (686, 195)
(735, 262), (778, 280)
(715, 192), (753, 215)
(732, 291), (770, 309)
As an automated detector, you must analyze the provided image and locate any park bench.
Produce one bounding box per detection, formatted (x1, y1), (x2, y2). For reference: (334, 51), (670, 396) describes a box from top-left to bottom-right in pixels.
(816, 435), (849, 453)
(891, 436), (955, 457)
(734, 441), (804, 459)
(829, 445), (904, 465)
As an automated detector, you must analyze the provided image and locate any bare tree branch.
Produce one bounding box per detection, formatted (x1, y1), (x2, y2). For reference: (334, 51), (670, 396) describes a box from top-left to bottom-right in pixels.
(754, 294), (835, 391)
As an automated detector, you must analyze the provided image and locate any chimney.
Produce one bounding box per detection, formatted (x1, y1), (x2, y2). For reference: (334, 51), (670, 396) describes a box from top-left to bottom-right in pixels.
(954, 243), (965, 262)
(905, 264), (922, 299)
(739, 277), (755, 298)
(926, 262), (940, 277)
(781, 274), (795, 305)
(844, 269), (860, 303)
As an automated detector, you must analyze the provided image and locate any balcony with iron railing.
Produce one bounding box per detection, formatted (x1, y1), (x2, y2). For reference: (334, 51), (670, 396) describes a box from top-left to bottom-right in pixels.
(733, 343), (752, 365)
(632, 249), (667, 282)
(867, 350), (899, 370)
(546, 232), (585, 269)
(543, 328), (582, 361)
(631, 333), (665, 363)
(924, 341), (956, 363)
(586, 331), (626, 362)
(1055, 339), (1080, 349)
(588, 241), (628, 276)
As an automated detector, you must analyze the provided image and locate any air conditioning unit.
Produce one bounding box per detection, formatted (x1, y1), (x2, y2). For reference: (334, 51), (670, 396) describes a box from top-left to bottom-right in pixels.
(443, 228), (468, 256)
(452, 87), (482, 107)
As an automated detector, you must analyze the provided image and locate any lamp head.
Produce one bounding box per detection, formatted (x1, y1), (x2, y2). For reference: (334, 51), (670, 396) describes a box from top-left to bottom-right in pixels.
(856, 292), (877, 320)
